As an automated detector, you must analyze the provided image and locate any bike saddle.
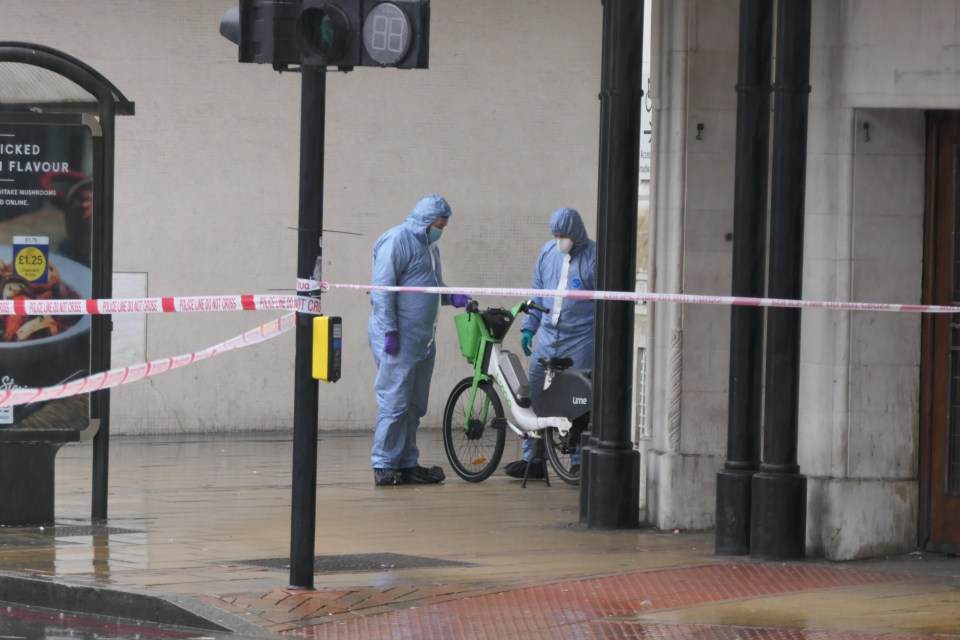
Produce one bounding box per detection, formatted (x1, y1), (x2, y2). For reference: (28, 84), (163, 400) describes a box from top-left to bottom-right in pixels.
(538, 357), (574, 370)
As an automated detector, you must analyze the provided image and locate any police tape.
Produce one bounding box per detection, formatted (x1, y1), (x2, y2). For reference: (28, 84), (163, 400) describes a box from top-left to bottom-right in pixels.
(4, 280), (960, 317)
(302, 279), (960, 315)
(3, 278), (956, 407)
(0, 313), (295, 408)
(0, 294), (301, 316)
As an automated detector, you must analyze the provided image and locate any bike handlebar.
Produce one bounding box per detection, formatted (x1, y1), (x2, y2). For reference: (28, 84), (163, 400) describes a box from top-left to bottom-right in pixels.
(462, 299), (545, 316)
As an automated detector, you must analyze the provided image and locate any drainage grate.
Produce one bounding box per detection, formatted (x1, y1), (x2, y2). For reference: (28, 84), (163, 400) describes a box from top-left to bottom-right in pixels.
(239, 552), (473, 573)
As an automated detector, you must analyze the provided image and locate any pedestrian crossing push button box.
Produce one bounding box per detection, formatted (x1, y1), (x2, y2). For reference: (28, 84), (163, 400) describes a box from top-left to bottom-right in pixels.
(312, 316), (342, 382)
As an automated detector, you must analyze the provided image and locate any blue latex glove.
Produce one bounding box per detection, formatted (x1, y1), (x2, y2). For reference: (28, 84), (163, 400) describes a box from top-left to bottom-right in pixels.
(520, 330), (534, 357)
(451, 294), (471, 308)
(383, 331), (400, 356)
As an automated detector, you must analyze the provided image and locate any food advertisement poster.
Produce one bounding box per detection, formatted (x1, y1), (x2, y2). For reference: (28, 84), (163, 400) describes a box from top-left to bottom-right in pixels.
(0, 121), (93, 430)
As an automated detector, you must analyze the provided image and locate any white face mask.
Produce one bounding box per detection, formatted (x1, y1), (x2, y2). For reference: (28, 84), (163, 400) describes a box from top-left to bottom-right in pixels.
(556, 237), (573, 254)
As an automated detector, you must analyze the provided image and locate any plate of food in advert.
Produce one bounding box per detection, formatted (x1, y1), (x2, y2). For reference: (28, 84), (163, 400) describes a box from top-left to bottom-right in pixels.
(0, 247), (91, 392)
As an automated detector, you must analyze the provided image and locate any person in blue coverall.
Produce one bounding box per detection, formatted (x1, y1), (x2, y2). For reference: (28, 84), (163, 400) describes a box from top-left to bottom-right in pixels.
(504, 207), (596, 479)
(368, 194), (471, 486)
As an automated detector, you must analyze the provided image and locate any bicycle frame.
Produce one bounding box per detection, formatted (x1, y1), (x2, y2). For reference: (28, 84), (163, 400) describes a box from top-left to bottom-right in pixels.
(460, 302), (573, 440)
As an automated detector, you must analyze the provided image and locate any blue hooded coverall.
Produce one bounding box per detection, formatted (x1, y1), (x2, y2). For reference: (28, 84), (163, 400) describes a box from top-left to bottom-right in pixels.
(520, 207), (597, 462)
(367, 194), (454, 470)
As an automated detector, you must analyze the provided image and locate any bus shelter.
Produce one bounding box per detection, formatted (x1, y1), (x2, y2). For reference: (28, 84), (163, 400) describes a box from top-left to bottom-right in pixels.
(0, 42), (133, 525)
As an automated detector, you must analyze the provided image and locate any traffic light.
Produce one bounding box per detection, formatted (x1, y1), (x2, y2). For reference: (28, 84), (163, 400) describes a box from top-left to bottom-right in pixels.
(220, 0), (302, 69)
(220, 0), (430, 71)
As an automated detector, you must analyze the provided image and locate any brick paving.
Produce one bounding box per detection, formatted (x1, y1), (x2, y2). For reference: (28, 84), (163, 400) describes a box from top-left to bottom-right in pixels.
(197, 562), (923, 636)
(293, 565), (938, 639)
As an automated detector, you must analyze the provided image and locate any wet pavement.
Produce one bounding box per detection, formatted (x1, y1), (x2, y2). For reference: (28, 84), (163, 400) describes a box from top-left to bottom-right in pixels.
(0, 601), (234, 639)
(0, 431), (957, 639)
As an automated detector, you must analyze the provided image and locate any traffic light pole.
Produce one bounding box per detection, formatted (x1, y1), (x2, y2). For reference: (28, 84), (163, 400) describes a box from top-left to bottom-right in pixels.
(289, 64), (326, 591)
(219, 0), (430, 592)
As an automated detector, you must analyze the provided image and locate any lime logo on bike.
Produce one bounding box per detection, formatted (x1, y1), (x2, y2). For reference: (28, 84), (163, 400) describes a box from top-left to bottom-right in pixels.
(496, 377), (513, 409)
(572, 278), (582, 289)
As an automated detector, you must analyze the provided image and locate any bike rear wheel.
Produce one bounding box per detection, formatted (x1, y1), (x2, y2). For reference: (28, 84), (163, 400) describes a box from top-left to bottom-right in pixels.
(443, 377), (506, 482)
(544, 427), (581, 486)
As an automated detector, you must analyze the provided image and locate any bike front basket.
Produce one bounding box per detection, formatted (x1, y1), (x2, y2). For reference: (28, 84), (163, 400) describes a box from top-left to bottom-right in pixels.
(454, 312), (482, 364)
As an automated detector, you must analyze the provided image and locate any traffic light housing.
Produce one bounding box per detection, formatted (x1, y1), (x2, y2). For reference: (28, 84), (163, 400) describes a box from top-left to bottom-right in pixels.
(220, 0), (302, 69)
(220, 0), (430, 70)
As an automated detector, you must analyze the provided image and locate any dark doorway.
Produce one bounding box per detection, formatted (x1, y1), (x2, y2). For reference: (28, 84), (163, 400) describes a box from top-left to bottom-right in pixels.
(921, 111), (960, 554)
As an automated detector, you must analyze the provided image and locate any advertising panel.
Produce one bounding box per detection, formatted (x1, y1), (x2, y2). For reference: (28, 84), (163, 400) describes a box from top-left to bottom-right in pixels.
(0, 120), (93, 430)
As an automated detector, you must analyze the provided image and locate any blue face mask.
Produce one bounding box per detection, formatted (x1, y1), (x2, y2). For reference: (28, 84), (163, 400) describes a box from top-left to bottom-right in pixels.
(427, 226), (443, 243)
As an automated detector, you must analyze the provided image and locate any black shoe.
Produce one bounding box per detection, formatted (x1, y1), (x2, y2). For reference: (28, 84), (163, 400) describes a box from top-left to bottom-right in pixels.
(570, 464), (580, 477)
(504, 459), (544, 479)
(401, 465), (445, 484)
(374, 468), (405, 486)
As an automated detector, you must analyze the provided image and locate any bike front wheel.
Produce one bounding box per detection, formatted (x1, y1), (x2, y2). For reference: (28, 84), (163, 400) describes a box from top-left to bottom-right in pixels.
(544, 427), (581, 486)
(442, 377), (506, 482)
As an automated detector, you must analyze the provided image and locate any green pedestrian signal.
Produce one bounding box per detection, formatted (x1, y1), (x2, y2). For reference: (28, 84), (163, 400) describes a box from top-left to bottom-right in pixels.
(220, 0), (430, 71)
(296, 3), (359, 67)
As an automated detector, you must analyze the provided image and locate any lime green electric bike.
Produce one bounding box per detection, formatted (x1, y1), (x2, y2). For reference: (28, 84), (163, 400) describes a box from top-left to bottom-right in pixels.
(442, 299), (592, 485)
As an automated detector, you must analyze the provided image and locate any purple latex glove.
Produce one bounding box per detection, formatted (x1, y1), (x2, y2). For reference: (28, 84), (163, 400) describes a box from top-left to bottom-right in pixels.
(451, 294), (472, 308)
(384, 331), (400, 356)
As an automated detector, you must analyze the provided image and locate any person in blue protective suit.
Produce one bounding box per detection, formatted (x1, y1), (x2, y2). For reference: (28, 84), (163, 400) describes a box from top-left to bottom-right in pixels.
(368, 194), (472, 486)
(504, 207), (596, 480)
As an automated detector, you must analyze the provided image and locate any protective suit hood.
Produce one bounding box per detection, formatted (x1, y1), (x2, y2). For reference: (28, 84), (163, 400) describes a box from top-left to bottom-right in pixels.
(521, 205), (596, 362)
(549, 207), (588, 250)
(402, 194), (452, 239)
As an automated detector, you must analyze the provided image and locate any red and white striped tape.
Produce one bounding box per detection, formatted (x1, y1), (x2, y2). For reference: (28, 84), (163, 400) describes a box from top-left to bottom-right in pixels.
(302, 279), (960, 315)
(3, 280), (960, 317)
(0, 313), (295, 408)
(3, 277), (952, 407)
(0, 294), (299, 317)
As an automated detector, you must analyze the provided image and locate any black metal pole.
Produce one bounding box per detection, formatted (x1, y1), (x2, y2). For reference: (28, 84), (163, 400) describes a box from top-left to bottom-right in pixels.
(92, 99), (117, 522)
(289, 65), (325, 590)
(751, 0), (811, 560)
(715, 0), (772, 556)
(584, 0), (643, 530)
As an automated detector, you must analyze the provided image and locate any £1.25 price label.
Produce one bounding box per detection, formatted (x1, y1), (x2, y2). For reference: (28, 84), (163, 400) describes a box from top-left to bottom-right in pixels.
(12, 235), (49, 283)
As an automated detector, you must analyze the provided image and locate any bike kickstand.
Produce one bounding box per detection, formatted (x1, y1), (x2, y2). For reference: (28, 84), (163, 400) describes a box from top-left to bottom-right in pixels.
(522, 439), (550, 488)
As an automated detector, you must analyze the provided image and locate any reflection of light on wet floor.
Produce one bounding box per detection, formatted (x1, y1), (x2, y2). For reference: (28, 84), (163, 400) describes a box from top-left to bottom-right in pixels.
(0, 522), (148, 578)
(48, 527), (151, 575)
